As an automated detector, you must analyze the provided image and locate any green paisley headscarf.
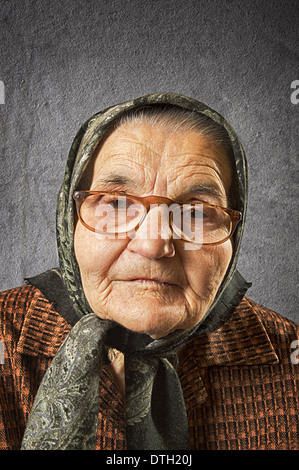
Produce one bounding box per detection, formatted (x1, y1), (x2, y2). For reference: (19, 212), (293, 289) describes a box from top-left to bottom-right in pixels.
(21, 93), (250, 450)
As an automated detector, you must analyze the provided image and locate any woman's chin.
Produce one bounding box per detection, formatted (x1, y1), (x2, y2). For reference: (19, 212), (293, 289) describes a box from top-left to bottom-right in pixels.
(97, 298), (200, 340)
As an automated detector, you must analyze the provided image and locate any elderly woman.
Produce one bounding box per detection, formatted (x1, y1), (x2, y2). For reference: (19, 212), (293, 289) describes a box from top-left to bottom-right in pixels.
(0, 93), (298, 451)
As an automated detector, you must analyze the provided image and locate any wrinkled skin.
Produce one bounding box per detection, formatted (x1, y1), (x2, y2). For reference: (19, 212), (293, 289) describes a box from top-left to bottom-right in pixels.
(74, 121), (233, 340)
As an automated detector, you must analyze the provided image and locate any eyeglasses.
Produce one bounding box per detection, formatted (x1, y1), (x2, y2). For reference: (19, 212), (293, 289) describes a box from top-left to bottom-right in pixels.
(73, 191), (242, 245)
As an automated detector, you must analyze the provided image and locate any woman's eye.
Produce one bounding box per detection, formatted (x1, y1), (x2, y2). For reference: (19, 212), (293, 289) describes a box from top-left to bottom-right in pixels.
(99, 196), (127, 209)
(186, 206), (204, 218)
(190, 208), (200, 218)
(108, 199), (122, 208)
(186, 205), (216, 222)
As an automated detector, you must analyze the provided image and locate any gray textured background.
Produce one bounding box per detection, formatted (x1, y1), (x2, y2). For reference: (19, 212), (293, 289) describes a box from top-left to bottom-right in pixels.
(0, 0), (298, 323)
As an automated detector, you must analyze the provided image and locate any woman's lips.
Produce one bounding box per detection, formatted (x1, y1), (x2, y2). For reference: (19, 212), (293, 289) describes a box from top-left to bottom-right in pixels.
(132, 278), (173, 284)
(121, 277), (179, 287)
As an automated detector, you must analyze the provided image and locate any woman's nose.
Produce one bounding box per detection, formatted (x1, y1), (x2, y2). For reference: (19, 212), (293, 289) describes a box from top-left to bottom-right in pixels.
(126, 205), (175, 259)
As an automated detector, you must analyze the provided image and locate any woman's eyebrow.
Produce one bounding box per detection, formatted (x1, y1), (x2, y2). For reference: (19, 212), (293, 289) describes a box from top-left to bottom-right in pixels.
(92, 177), (229, 204)
(93, 174), (137, 189)
(187, 183), (227, 202)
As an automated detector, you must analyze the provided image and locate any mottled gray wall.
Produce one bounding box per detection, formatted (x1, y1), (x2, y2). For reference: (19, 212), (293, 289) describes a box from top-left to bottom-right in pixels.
(0, 0), (298, 323)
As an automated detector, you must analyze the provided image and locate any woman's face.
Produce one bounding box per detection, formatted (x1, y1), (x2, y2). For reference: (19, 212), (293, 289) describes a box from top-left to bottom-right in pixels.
(74, 121), (233, 339)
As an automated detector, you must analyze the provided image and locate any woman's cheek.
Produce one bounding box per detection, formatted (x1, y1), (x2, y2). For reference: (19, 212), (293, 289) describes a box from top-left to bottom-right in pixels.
(180, 241), (233, 302)
(74, 225), (122, 275)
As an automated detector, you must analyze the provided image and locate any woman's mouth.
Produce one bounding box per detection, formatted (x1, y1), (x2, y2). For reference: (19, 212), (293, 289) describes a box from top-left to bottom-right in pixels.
(122, 277), (179, 289)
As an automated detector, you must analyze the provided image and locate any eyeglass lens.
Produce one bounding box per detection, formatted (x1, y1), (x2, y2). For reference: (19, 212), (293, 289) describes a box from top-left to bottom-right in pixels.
(78, 193), (233, 244)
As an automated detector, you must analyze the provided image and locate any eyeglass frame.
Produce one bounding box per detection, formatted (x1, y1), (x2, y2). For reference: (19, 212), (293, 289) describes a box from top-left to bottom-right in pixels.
(73, 190), (242, 246)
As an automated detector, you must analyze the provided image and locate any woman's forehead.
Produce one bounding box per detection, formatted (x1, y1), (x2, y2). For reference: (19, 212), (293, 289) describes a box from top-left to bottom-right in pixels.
(89, 121), (232, 197)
